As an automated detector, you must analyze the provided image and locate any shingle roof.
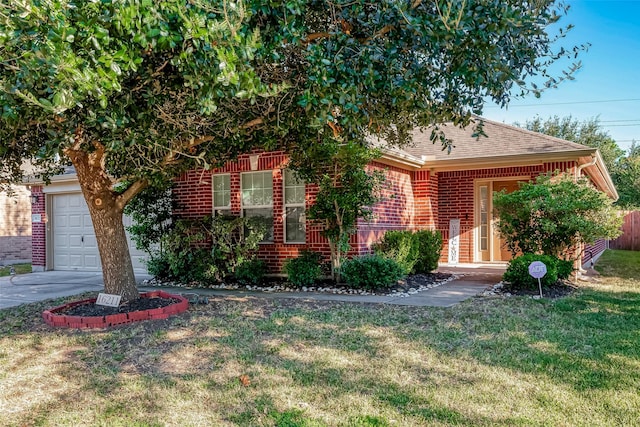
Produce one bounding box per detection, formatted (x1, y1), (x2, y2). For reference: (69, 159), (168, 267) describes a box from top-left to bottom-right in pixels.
(399, 117), (594, 161)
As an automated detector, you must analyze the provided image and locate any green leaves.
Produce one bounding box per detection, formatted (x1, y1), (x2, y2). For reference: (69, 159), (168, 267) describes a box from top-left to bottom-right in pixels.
(0, 0), (283, 189)
(493, 174), (623, 260)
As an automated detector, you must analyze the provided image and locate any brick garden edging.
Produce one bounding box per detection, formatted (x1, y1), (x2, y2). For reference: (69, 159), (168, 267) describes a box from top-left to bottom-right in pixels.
(42, 291), (189, 329)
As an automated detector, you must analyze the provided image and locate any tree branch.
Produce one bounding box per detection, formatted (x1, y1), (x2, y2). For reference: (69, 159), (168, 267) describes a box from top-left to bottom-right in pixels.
(160, 135), (216, 167)
(304, 32), (331, 44)
(116, 178), (148, 211)
(241, 117), (264, 129)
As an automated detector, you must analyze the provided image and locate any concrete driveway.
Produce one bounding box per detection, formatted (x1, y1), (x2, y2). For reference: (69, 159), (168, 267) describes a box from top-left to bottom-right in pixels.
(0, 271), (151, 310)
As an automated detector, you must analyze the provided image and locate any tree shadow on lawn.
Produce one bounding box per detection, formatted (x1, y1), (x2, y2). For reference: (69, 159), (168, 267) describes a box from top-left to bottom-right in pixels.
(4, 288), (640, 426)
(411, 290), (640, 392)
(2, 299), (511, 426)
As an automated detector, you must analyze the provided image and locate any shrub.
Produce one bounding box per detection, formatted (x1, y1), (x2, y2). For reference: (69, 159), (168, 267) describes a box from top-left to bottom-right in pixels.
(372, 231), (417, 274)
(556, 259), (575, 280)
(124, 183), (175, 256)
(340, 255), (405, 290)
(373, 230), (443, 274)
(136, 214), (266, 284)
(235, 258), (267, 285)
(503, 253), (565, 291)
(145, 255), (171, 280)
(493, 173), (622, 259)
(413, 230), (443, 273)
(284, 251), (323, 287)
(159, 219), (211, 283)
(206, 214), (267, 281)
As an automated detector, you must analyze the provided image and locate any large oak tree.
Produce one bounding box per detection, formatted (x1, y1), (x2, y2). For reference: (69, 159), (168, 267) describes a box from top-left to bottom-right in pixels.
(0, 0), (582, 301)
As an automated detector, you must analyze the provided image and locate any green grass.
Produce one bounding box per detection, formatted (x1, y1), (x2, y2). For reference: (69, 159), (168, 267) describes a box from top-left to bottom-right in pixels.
(0, 263), (31, 277)
(594, 249), (640, 279)
(1, 251), (639, 426)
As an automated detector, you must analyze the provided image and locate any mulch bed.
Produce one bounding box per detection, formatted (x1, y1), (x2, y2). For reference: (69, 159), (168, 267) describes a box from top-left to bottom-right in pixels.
(505, 281), (578, 299)
(148, 272), (454, 296)
(61, 295), (182, 317)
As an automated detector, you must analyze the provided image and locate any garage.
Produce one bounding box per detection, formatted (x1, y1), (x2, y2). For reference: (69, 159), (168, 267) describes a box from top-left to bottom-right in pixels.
(51, 193), (147, 273)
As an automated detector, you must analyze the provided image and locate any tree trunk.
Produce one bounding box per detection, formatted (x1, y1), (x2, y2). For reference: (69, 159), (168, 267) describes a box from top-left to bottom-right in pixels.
(64, 136), (145, 302)
(329, 239), (338, 282)
(87, 202), (139, 302)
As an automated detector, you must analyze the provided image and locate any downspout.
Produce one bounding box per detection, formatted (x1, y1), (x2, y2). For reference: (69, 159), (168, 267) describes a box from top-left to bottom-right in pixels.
(575, 154), (597, 180)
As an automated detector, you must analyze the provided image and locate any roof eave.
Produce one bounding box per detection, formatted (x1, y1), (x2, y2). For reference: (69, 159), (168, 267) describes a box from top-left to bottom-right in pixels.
(24, 172), (79, 186)
(425, 149), (596, 172)
(379, 149), (426, 170)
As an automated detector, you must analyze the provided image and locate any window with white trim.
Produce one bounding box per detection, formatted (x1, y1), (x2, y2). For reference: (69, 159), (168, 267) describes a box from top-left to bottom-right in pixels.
(241, 171), (273, 242)
(283, 169), (306, 243)
(212, 174), (231, 216)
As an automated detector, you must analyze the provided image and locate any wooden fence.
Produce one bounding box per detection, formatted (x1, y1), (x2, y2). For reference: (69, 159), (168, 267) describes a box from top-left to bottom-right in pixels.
(610, 211), (640, 251)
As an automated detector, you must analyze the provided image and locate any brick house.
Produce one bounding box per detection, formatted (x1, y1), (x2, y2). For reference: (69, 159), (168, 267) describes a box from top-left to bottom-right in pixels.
(0, 186), (32, 265)
(29, 118), (617, 273)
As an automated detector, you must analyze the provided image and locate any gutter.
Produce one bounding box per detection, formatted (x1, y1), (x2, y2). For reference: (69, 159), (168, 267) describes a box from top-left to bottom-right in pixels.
(379, 148), (426, 170)
(577, 151), (619, 201)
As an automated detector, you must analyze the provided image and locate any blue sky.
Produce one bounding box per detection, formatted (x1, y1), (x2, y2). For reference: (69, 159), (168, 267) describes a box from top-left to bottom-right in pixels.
(482, 0), (640, 153)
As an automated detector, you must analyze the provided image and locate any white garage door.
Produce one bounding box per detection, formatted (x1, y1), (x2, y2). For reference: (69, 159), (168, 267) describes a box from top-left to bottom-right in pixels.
(52, 193), (147, 272)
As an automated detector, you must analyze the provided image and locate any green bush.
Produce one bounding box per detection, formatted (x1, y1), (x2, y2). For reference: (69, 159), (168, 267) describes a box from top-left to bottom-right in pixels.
(373, 230), (443, 274)
(159, 219), (211, 283)
(136, 214), (266, 284)
(340, 254), (405, 290)
(493, 173), (622, 259)
(413, 230), (443, 273)
(503, 253), (564, 291)
(372, 231), (417, 274)
(235, 258), (267, 285)
(284, 251), (323, 287)
(556, 259), (575, 280)
(145, 256), (171, 280)
(207, 214), (267, 281)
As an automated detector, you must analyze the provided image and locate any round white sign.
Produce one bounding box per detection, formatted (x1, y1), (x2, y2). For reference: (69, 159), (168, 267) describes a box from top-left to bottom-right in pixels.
(528, 261), (547, 279)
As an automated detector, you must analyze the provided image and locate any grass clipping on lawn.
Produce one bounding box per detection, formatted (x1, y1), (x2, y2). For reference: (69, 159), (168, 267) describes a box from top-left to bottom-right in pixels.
(1, 250), (640, 426)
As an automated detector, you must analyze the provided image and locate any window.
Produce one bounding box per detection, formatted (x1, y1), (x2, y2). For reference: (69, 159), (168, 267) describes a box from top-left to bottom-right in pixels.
(212, 174), (231, 215)
(283, 169), (306, 243)
(479, 185), (488, 251)
(241, 171), (273, 242)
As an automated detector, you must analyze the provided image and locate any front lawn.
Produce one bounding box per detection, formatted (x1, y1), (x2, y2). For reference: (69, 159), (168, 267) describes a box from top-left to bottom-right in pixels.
(0, 263), (31, 277)
(1, 250), (639, 426)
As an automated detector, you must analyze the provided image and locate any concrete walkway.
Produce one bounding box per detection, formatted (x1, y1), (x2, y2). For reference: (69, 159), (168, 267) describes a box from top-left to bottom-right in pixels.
(0, 265), (505, 310)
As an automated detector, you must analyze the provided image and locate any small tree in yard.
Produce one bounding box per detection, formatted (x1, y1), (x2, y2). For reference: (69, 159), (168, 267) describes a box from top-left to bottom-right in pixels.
(290, 142), (384, 282)
(493, 174), (623, 260)
(1, 0), (585, 300)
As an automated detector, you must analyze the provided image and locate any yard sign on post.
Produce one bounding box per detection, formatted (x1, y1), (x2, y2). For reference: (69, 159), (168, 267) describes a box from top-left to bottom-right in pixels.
(528, 261), (547, 299)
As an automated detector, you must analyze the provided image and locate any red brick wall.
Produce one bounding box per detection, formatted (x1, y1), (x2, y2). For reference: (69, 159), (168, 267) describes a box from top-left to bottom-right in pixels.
(174, 151), (338, 272)
(30, 186), (46, 269)
(414, 169), (438, 229)
(356, 162), (417, 253)
(173, 155), (432, 272)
